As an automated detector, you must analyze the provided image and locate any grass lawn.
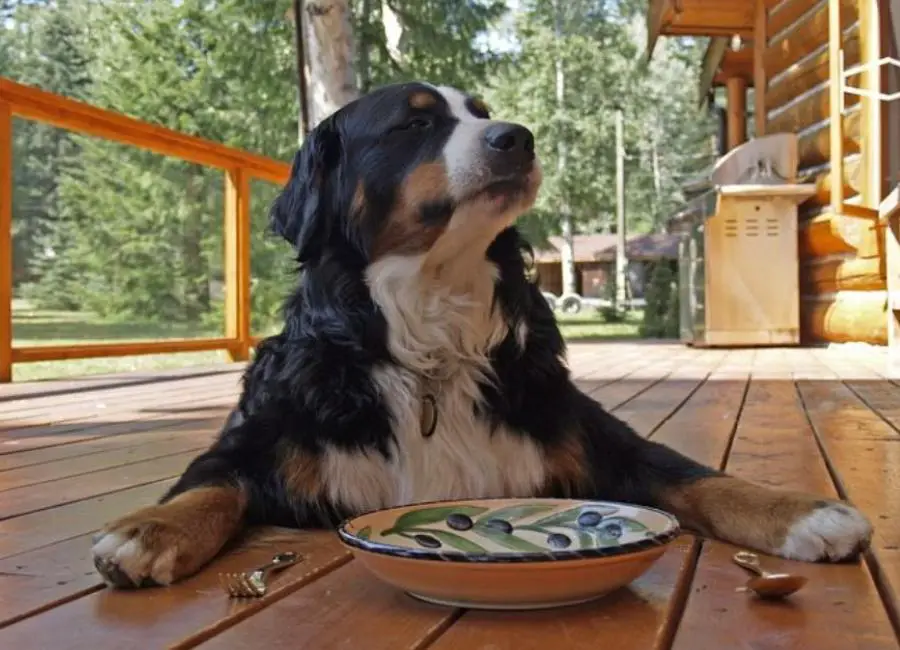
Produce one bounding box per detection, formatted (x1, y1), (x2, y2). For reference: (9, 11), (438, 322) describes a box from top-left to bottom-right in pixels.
(9, 299), (646, 383)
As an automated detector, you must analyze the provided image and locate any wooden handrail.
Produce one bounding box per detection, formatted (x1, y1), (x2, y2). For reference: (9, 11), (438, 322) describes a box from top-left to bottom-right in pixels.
(0, 78), (291, 184)
(0, 77), (295, 382)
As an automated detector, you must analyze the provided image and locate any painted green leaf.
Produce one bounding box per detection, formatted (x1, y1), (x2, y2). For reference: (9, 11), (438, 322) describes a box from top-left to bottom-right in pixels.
(532, 504), (619, 529)
(530, 506), (582, 528)
(477, 503), (556, 523)
(406, 528), (488, 553)
(356, 526), (372, 540)
(382, 505), (489, 535)
(473, 523), (547, 552)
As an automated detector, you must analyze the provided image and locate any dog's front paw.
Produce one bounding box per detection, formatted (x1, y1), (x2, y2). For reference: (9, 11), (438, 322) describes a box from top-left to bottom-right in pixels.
(778, 500), (873, 562)
(91, 512), (196, 588)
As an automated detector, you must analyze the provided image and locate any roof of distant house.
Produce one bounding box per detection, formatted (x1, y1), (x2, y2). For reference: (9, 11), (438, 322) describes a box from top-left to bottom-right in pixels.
(533, 233), (679, 263)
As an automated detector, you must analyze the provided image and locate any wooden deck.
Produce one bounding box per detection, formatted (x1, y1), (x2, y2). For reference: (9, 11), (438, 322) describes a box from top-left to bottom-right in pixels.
(0, 341), (899, 648)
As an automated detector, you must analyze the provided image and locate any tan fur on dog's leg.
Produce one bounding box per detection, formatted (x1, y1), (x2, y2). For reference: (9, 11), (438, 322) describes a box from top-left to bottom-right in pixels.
(92, 485), (247, 587)
(660, 476), (872, 561)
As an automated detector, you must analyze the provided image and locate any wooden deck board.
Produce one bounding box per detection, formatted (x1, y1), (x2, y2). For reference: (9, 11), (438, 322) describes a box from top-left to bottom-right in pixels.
(0, 343), (897, 647)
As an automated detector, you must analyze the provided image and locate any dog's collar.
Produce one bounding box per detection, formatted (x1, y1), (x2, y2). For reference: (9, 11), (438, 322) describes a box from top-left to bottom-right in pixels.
(420, 393), (438, 438)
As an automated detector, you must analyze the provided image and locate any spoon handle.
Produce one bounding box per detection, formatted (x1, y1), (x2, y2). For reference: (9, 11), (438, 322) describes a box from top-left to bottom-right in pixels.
(732, 551), (766, 577)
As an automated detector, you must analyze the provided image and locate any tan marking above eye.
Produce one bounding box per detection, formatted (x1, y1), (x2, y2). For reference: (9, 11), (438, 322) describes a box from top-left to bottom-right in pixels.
(409, 91), (438, 110)
(470, 97), (491, 117)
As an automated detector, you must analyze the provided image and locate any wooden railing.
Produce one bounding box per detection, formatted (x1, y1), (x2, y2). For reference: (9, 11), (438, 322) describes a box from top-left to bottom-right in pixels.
(0, 77), (292, 382)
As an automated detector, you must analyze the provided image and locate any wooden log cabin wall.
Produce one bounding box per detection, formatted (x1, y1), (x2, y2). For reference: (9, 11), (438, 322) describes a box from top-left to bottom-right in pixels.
(767, 0), (884, 344)
(649, 0), (896, 346)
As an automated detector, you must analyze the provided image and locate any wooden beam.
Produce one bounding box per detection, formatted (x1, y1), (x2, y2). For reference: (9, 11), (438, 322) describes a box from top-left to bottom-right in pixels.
(726, 77), (748, 149)
(801, 290), (887, 343)
(0, 101), (11, 383)
(765, 0), (858, 80)
(768, 81), (860, 134)
(799, 209), (880, 257)
(801, 254), (885, 293)
(225, 168), (252, 362)
(755, 0), (767, 135)
(647, 0), (673, 59)
(797, 107), (861, 167)
(698, 37), (729, 106)
(829, 0), (845, 214)
(766, 28), (860, 113)
(806, 154), (864, 206)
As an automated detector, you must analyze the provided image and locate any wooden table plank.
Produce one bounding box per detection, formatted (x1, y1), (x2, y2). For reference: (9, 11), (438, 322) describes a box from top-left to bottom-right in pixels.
(0, 430), (213, 491)
(0, 530), (350, 650)
(418, 358), (750, 650)
(671, 378), (899, 650)
(0, 388), (234, 456)
(194, 560), (458, 650)
(586, 348), (704, 411)
(0, 414), (224, 472)
(0, 479), (174, 559)
(0, 372), (240, 430)
(797, 377), (900, 633)
(0, 364), (243, 403)
(0, 450), (201, 520)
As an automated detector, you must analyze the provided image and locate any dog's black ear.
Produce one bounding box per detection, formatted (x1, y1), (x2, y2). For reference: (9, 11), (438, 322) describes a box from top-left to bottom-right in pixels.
(270, 117), (342, 263)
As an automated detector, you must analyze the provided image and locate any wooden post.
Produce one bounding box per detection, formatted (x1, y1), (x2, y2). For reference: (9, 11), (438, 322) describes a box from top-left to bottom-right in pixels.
(829, 0), (845, 214)
(0, 101), (11, 383)
(726, 76), (747, 150)
(858, 0), (882, 207)
(753, 0), (767, 137)
(615, 107), (627, 306)
(224, 168), (251, 362)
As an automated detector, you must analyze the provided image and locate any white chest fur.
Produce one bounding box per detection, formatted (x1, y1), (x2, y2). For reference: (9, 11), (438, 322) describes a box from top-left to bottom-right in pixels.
(319, 254), (547, 513)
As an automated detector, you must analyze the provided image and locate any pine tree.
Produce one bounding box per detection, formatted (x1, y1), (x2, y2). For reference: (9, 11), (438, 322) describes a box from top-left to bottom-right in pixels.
(9, 0), (92, 301)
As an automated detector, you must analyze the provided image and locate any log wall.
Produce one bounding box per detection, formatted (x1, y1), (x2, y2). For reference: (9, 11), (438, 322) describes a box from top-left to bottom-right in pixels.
(764, 0), (886, 344)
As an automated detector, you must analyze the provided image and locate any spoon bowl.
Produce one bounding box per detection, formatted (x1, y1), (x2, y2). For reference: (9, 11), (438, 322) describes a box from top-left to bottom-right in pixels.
(732, 551), (807, 600)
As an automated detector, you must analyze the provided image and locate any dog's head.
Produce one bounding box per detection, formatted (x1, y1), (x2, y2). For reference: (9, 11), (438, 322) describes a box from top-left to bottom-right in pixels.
(270, 82), (541, 269)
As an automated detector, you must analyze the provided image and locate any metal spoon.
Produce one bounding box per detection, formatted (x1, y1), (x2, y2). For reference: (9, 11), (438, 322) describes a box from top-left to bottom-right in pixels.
(732, 551), (808, 599)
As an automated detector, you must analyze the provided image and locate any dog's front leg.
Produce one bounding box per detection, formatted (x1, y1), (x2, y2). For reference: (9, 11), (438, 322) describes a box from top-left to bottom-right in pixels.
(567, 394), (873, 562)
(91, 422), (250, 588)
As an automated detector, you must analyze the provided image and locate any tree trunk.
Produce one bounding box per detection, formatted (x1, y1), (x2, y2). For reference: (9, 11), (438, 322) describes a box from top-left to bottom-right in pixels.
(303, 0), (359, 127)
(553, 0), (576, 296)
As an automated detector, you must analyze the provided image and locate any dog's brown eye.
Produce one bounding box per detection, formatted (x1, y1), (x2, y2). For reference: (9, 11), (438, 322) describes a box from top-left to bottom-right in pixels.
(401, 116), (432, 131)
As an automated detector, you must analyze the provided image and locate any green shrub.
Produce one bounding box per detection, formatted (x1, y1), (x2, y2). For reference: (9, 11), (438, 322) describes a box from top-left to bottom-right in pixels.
(640, 261), (679, 339)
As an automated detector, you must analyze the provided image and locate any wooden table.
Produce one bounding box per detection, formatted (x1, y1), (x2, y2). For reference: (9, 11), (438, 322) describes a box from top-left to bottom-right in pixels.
(0, 342), (898, 648)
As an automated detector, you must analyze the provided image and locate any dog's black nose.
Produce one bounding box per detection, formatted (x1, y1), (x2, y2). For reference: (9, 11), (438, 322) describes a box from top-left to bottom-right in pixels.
(484, 123), (535, 158)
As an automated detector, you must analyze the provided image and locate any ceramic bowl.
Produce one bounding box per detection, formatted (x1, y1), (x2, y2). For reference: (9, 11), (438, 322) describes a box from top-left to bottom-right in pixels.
(337, 497), (680, 610)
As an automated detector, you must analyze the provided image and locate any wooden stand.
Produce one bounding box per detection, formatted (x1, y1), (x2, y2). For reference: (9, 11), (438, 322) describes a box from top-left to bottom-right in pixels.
(703, 184), (815, 346)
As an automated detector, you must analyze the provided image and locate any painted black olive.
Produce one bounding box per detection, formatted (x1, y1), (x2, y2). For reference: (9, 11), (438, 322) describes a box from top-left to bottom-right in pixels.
(576, 511), (604, 527)
(604, 523), (623, 538)
(446, 513), (474, 531)
(413, 534), (442, 548)
(485, 518), (513, 534)
(547, 533), (572, 549)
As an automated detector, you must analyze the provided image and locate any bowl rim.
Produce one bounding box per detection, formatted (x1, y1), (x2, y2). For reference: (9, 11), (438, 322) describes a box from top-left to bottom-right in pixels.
(336, 497), (681, 564)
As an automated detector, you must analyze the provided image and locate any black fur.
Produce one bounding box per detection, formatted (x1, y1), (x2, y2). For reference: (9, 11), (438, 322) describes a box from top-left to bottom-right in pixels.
(162, 82), (720, 531)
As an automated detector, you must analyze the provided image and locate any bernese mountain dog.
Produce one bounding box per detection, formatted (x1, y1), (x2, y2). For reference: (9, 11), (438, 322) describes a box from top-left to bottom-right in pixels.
(92, 82), (872, 589)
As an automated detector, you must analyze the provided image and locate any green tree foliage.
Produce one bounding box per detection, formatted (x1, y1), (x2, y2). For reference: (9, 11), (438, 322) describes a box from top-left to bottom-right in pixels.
(484, 1), (715, 247)
(6, 0), (710, 336)
(639, 260), (679, 339)
(4, 0), (92, 294)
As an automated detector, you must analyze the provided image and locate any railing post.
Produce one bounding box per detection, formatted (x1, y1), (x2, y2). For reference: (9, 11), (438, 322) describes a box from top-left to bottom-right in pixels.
(829, 0), (845, 215)
(0, 101), (13, 383)
(753, 0), (767, 137)
(224, 168), (251, 362)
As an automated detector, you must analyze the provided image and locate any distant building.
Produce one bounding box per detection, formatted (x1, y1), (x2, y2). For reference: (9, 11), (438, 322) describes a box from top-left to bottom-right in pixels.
(532, 233), (680, 298)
